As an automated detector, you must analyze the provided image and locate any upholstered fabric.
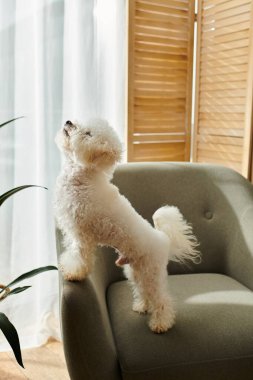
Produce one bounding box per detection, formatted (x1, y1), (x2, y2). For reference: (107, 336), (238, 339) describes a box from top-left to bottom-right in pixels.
(107, 273), (253, 380)
(112, 163), (253, 288)
(57, 163), (253, 380)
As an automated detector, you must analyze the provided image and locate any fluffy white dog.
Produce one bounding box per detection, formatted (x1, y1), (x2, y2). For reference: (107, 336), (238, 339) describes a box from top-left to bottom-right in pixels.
(54, 119), (199, 333)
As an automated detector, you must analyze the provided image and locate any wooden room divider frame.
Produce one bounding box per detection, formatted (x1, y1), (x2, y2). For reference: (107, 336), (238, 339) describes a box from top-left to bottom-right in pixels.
(127, 0), (253, 180)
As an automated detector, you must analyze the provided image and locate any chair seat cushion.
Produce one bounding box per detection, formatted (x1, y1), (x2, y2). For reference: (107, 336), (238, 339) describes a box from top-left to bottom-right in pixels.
(107, 273), (253, 380)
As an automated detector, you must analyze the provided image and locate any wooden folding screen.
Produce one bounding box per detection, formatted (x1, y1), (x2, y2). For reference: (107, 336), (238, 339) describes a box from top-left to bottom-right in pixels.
(193, 0), (253, 177)
(127, 0), (195, 162)
(127, 0), (253, 177)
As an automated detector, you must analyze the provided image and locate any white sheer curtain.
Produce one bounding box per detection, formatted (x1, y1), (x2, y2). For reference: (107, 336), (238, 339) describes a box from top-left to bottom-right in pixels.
(0, 0), (126, 350)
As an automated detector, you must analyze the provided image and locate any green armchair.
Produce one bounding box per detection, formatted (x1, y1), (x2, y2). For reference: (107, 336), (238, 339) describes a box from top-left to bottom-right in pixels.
(56, 162), (253, 380)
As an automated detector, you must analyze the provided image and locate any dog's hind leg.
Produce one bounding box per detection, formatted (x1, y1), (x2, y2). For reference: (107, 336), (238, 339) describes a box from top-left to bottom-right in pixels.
(132, 266), (175, 333)
(124, 265), (149, 314)
(148, 294), (175, 333)
(59, 237), (96, 281)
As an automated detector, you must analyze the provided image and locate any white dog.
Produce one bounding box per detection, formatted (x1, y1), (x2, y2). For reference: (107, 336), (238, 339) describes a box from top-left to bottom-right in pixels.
(54, 119), (199, 333)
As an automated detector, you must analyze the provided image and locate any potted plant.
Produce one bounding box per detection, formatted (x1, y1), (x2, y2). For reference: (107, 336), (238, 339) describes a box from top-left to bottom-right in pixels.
(0, 118), (57, 368)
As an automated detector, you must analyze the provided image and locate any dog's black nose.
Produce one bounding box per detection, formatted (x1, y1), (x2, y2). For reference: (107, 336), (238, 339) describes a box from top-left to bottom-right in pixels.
(65, 120), (72, 126)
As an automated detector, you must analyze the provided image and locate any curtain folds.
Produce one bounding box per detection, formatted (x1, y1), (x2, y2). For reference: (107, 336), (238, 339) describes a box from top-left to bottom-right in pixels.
(0, 0), (125, 350)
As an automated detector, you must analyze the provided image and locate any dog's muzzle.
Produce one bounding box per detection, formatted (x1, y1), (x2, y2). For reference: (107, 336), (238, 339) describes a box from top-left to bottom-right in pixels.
(63, 120), (75, 137)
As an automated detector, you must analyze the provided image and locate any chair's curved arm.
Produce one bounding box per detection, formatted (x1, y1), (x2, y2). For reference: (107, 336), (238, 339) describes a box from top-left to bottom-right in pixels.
(60, 278), (122, 380)
(225, 178), (253, 291)
(56, 230), (124, 380)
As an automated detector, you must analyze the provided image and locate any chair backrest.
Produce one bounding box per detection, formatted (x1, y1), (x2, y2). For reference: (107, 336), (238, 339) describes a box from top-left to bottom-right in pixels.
(112, 162), (253, 276)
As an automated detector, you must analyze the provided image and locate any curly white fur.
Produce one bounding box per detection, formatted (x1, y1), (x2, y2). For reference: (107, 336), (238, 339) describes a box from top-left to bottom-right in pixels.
(54, 118), (200, 333)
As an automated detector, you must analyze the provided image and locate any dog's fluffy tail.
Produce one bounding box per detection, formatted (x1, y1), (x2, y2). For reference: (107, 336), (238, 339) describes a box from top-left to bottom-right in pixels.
(153, 206), (200, 264)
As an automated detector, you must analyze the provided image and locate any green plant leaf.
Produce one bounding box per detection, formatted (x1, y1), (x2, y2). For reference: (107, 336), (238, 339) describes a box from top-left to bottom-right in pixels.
(0, 117), (24, 129)
(0, 312), (24, 368)
(6, 266), (58, 289)
(7, 286), (32, 297)
(0, 185), (48, 207)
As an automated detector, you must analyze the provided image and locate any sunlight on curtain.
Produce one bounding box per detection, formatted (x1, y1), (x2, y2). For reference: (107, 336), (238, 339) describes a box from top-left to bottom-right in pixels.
(62, 0), (126, 139)
(0, 0), (126, 351)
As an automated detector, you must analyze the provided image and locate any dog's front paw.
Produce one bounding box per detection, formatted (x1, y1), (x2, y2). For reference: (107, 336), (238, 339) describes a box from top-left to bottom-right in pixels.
(60, 266), (89, 281)
(59, 251), (90, 281)
(132, 300), (148, 314)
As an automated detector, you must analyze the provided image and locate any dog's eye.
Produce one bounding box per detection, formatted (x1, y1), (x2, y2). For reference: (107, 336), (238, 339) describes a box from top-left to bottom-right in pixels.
(85, 131), (92, 137)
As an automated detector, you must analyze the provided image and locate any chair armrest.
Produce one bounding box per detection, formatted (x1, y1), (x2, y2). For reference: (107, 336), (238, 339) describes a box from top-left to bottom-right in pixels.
(224, 176), (253, 290)
(56, 230), (124, 380)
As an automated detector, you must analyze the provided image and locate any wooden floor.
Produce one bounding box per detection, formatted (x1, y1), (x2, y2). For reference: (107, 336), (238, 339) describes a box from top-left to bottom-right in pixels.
(0, 340), (70, 380)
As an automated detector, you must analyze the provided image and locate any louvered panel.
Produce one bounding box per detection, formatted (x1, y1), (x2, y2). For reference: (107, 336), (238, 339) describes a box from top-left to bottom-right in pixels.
(200, 81), (247, 92)
(203, 22), (251, 37)
(198, 143), (243, 155)
(133, 133), (186, 143)
(199, 105), (246, 113)
(135, 42), (188, 55)
(204, 0), (251, 15)
(201, 39), (249, 54)
(201, 72), (247, 84)
(193, 0), (253, 177)
(202, 13), (250, 32)
(201, 64), (248, 76)
(128, 0), (195, 162)
(199, 120), (244, 129)
(135, 123), (185, 134)
(199, 112), (244, 121)
(202, 30), (249, 45)
(200, 47), (249, 61)
(135, 57), (188, 69)
(135, 25), (188, 40)
(197, 134), (244, 146)
(203, 3), (251, 23)
(200, 97), (246, 106)
(204, 0), (251, 16)
(200, 55), (249, 69)
(198, 128), (244, 138)
(197, 157), (242, 172)
(200, 89), (246, 98)
(133, 142), (186, 161)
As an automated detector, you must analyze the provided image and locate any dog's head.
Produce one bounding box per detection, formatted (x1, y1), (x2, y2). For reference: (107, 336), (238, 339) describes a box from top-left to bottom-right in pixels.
(55, 118), (122, 169)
